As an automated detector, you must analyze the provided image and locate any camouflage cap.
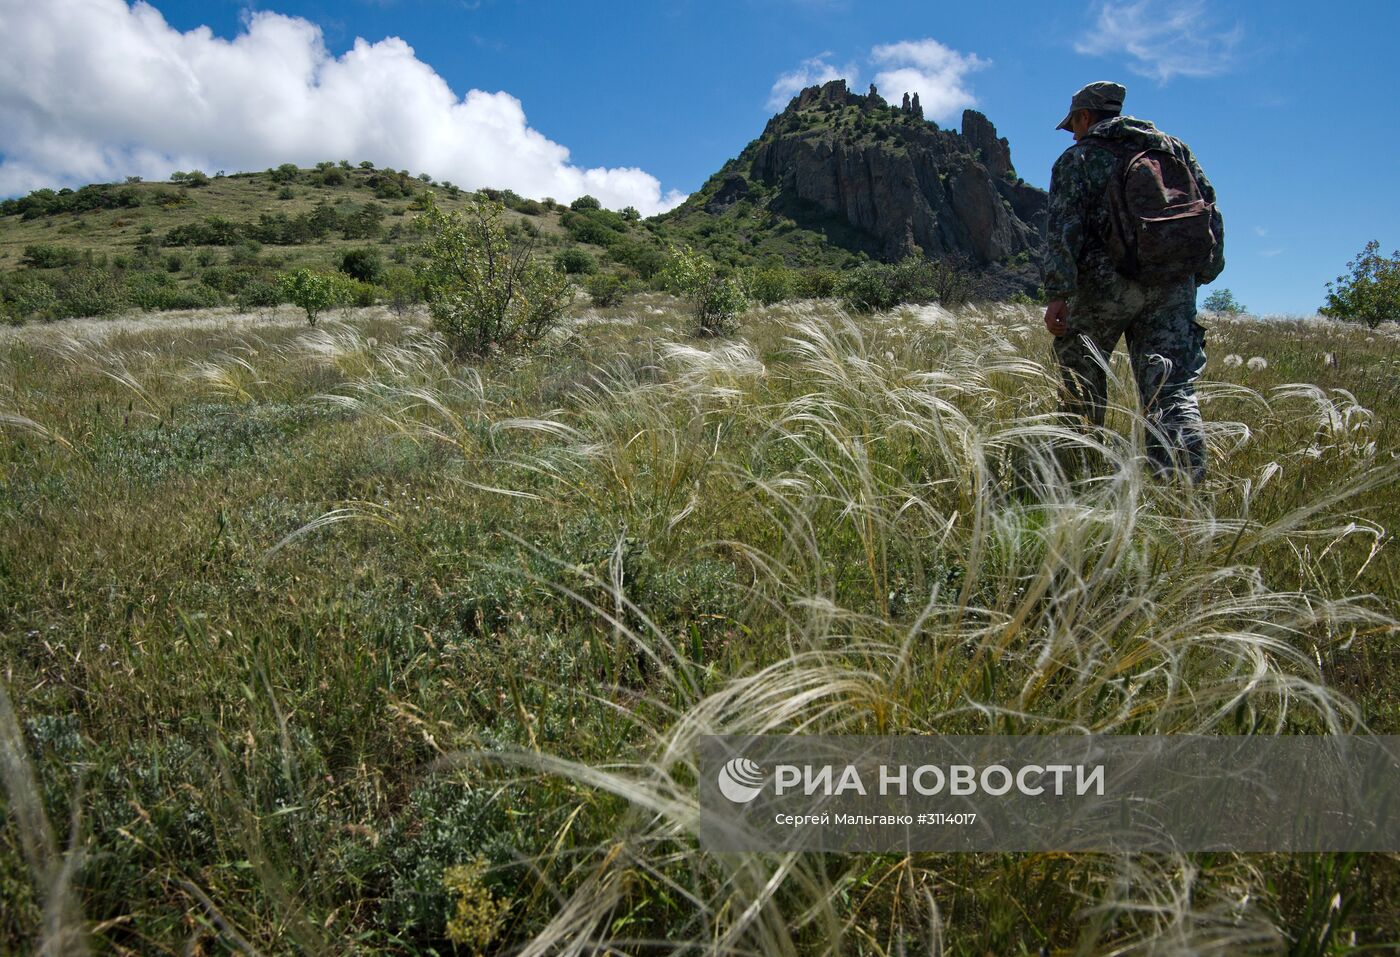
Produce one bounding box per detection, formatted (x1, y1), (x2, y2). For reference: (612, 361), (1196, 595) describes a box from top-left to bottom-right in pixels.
(1056, 81), (1127, 131)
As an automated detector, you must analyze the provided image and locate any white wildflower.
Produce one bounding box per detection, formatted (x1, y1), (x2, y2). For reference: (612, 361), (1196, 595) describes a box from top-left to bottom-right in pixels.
(1247, 356), (1268, 371)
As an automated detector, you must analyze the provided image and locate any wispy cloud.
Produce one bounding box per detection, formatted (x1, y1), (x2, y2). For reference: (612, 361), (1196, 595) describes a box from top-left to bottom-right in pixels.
(1259, 248), (1285, 258)
(767, 38), (987, 121)
(766, 54), (857, 111)
(0, 0), (685, 213)
(1075, 0), (1243, 83)
(1255, 226), (1269, 237)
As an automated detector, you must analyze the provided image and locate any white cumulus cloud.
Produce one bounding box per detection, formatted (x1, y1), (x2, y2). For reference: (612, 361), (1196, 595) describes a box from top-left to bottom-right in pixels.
(0, 0), (687, 214)
(870, 39), (989, 121)
(767, 39), (987, 122)
(1075, 0), (1243, 83)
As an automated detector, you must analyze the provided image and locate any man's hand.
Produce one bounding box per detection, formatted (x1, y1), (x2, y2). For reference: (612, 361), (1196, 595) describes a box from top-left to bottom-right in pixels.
(1044, 300), (1069, 337)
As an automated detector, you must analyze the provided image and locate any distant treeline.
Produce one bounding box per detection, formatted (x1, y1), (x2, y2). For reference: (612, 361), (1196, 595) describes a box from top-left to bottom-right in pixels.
(163, 202), (401, 247)
(0, 183), (189, 219)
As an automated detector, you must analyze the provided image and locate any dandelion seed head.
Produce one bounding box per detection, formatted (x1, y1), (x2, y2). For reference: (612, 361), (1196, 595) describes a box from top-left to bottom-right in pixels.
(1247, 356), (1268, 371)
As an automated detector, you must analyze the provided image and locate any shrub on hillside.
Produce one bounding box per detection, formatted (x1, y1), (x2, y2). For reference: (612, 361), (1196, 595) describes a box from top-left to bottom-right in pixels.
(554, 247), (598, 275)
(415, 195), (572, 358)
(569, 195), (602, 211)
(339, 247), (384, 284)
(21, 244), (82, 269)
(268, 163), (302, 184)
(235, 279), (284, 311)
(125, 270), (222, 311)
(383, 266), (423, 316)
(1, 276), (57, 323)
(1321, 240), (1400, 329)
(695, 276), (749, 335)
(606, 238), (666, 279)
(796, 268), (840, 298)
(561, 208), (628, 248)
(278, 268), (342, 326)
(584, 272), (627, 307)
(744, 266), (797, 305)
(836, 263), (899, 312)
(51, 267), (124, 319)
(837, 256), (972, 312)
(164, 217), (242, 247)
(660, 244), (748, 336)
(341, 203), (387, 240)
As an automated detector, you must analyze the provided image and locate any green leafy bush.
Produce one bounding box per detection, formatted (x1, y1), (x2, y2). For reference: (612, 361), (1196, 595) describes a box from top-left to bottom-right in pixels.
(415, 195), (572, 357)
(1, 276), (57, 323)
(340, 278), (379, 308)
(339, 247), (384, 284)
(554, 247), (598, 275)
(836, 262), (899, 312)
(267, 163), (300, 183)
(837, 256), (973, 312)
(569, 194), (602, 211)
(606, 238), (666, 279)
(796, 268), (841, 298)
(585, 272), (626, 307)
(235, 279), (284, 311)
(661, 245), (748, 335)
(1321, 240), (1400, 329)
(696, 276), (749, 335)
(382, 266), (423, 316)
(52, 267), (124, 318)
(278, 268), (341, 326)
(21, 244), (82, 269)
(561, 209), (628, 247)
(125, 271), (223, 311)
(744, 266), (796, 305)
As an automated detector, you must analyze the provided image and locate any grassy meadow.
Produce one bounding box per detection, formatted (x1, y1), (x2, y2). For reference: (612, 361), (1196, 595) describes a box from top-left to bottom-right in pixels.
(2, 294), (1399, 954)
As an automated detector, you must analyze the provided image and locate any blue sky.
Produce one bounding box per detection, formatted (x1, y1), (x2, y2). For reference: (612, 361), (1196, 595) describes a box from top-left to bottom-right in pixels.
(1, 0), (1396, 315)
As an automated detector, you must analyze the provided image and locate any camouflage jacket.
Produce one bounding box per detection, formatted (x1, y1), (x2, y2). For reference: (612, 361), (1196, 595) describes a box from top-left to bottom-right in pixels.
(1043, 116), (1225, 302)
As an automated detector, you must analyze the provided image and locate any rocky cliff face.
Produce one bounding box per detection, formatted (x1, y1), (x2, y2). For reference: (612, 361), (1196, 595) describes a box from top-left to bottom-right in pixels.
(674, 79), (1048, 296)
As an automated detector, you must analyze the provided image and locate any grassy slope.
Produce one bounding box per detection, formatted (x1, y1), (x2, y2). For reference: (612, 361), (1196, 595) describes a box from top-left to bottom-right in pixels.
(0, 167), (597, 317)
(2, 296), (1398, 953)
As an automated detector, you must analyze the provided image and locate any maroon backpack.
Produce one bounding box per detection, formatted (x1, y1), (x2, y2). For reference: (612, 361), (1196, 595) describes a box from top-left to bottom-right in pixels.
(1084, 137), (1218, 285)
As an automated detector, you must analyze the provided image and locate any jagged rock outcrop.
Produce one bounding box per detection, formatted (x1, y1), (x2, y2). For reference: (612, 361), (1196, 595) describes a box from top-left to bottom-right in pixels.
(705, 173), (751, 213)
(665, 79), (1048, 297)
(961, 109), (1013, 180)
(763, 81), (1042, 276)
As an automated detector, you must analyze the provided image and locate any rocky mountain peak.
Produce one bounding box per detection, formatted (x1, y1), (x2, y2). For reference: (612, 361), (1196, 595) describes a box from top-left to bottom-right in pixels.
(668, 80), (1049, 297)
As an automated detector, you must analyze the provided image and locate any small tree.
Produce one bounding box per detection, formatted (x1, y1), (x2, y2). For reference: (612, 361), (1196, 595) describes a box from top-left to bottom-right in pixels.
(414, 194), (572, 358)
(1321, 241), (1400, 329)
(660, 245), (748, 336)
(278, 268), (340, 326)
(1203, 288), (1246, 314)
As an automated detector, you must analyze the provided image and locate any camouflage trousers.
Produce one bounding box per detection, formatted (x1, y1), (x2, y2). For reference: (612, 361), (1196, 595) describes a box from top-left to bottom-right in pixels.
(1052, 278), (1207, 482)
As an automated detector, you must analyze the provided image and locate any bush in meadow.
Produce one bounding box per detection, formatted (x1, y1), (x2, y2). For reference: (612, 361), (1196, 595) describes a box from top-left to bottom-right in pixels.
(415, 195), (572, 357)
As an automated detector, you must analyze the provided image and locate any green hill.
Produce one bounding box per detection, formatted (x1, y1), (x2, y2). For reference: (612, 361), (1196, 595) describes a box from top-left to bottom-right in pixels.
(0, 162), (677, 323)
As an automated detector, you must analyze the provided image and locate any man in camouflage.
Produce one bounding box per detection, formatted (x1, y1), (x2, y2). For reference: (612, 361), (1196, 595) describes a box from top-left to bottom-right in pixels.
(1042, 81), (1224, 482)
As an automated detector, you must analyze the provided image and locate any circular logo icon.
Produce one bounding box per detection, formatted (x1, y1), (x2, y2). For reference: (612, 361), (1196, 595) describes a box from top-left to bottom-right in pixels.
(717, 757), (766, 804)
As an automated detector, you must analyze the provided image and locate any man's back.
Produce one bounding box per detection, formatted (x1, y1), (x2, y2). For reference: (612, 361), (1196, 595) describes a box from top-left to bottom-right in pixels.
(1044, 115), (1224, 304)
